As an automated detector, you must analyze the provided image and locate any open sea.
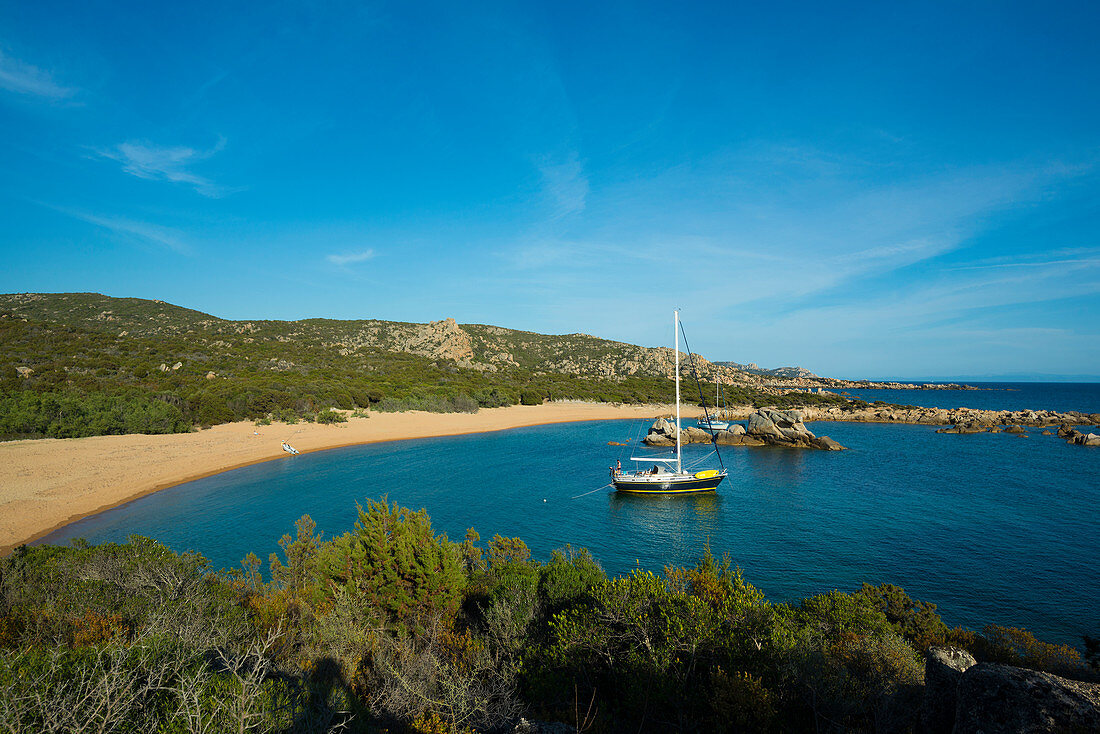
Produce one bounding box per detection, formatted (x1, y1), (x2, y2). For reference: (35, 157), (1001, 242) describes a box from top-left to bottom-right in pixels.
(38, 382), (1100, 647)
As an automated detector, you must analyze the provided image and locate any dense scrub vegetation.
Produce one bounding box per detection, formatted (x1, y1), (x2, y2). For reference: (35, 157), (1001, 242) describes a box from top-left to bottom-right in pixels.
(1, 296), (856, 440)
(1, 499), (1093, 733)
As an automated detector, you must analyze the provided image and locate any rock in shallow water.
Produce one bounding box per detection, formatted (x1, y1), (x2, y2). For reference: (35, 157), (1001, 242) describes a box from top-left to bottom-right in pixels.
(642, 410), (846, 449)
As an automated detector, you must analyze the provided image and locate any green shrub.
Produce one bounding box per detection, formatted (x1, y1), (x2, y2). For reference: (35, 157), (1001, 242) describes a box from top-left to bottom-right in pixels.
(538, 546), (605, 611)
(856, 582), (948, 651)
(317, 498), (466, 634)
(974, 624), (1085, 676)
(315, 408), (347, 424)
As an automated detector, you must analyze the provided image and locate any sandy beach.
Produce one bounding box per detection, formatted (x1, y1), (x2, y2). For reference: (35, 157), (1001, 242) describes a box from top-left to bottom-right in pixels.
(0, 402), (695, 555)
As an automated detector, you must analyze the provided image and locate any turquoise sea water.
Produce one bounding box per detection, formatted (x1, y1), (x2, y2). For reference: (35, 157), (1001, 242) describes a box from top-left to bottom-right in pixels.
(39, 404), (1099, 647)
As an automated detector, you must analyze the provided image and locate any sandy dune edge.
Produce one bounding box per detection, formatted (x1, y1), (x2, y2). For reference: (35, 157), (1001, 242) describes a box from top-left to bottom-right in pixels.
(0, 402), (691, 554)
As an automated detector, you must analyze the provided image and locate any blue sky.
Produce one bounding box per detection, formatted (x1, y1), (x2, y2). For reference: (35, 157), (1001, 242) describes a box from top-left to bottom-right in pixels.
(2, 1), (1098, 380)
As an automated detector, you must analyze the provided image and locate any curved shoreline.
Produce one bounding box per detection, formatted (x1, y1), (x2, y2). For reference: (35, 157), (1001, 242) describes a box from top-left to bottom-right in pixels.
(0, 402), (692, 555)
(6, 400), (1097, 555)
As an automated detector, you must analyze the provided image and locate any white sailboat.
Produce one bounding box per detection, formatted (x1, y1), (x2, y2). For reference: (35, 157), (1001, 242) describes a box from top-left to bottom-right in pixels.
(611, 310), (727, 494)
(697, 374), (731, 432)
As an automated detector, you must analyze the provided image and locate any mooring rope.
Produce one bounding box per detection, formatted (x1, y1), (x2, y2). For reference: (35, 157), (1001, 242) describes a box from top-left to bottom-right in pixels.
(570, 483), (612, 500)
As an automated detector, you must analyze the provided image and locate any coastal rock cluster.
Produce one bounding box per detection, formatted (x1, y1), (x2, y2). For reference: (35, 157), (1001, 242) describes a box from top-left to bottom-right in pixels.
(643, 409), (847, 450)
(921, 647), (1100, 734)
(808, 403), (1100, 428)
(1058, 425), (1100, 446)
(934, 417), (1100, 447)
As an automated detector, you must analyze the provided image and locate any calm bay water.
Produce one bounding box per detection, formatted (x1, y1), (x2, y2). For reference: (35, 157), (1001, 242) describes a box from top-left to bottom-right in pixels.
(39, 407), (1100, 647)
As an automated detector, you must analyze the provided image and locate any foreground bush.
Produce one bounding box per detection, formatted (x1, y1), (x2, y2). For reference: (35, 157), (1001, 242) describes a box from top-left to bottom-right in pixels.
(0, 501), (1092, 733)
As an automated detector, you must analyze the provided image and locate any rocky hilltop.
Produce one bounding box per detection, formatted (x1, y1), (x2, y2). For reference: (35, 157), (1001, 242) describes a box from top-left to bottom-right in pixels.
(1, 293), (977, 395)
(0, 293), (770, 385)
(715, 361), (819, 380)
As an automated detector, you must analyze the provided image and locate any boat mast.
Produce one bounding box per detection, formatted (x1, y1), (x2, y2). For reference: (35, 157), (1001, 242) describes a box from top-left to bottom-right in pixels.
(675, 309), (681, 474)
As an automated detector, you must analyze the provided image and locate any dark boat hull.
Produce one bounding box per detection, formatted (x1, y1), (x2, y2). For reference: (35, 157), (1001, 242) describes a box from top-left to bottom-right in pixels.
(612, 474), (725, 494)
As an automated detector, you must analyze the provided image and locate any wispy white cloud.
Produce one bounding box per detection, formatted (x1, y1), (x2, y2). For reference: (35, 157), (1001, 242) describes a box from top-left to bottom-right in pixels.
(96, 137), (237, 197)
(947, 257), (1100, 271)
(326, 249), (376, 266)
(537, 151), (588, 218)
(41, 203), (191, 255)
(0, 49), (75, 99)
(790, 252), (1100, 355)
(493, 146), (1098, 369)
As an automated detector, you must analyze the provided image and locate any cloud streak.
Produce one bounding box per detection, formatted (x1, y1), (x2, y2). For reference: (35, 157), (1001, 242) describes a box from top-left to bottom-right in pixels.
(42, 204), (192, 255)
(326, 249), (376, 266)
(491, 145), (1099, 370)
(96, 137), (237, 197)
(537, 152), (588, 218)
(947, 257), (1100, 271)
(0, 50), (75, 99)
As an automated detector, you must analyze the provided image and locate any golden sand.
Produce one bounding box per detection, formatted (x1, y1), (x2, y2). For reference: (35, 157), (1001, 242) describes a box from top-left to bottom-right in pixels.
(0, 402), (696, 554)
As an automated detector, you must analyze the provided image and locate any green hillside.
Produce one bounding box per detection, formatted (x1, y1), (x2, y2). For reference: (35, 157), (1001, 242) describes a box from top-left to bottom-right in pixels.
(0, 293), (851, 440)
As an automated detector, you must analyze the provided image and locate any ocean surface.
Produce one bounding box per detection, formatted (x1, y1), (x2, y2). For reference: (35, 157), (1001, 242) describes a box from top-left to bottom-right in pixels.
(39, 389), (1100, 648)
(843, 381), (1100, 415)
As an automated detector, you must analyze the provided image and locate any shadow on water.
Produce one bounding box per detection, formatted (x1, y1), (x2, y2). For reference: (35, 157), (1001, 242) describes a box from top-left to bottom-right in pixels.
(606, 491), (724, 567)
(608, 490), (721, 520)
(739, 445), (809, 484)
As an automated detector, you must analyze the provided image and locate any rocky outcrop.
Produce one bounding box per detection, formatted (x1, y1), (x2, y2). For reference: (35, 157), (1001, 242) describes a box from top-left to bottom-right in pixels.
(936, 421), (989, 434)
(714, 429), (765, 446)
(814, 404), (1099, 428)
(746, 409), (847, 450)
(643, 417), (678, 446)
(747, 409), (807, 444)
(919, 647), (1100, 734)
(395, 318), (480, 368)
(921, 646), (976, 734)
(1061, 428), (1100, 447)
(643, 411), (846, 450)
(952, 663), (1100, 734)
